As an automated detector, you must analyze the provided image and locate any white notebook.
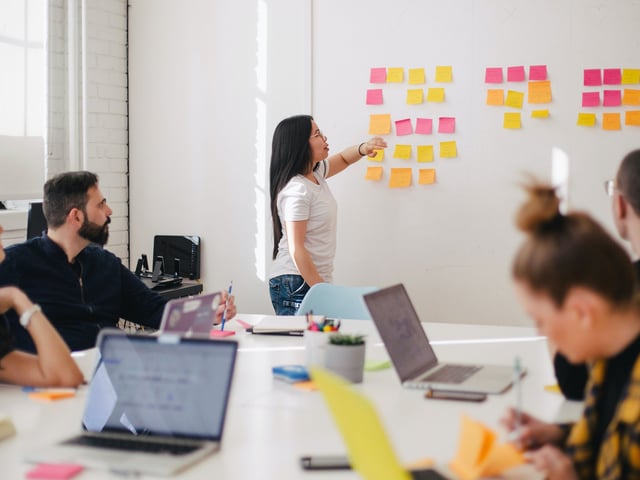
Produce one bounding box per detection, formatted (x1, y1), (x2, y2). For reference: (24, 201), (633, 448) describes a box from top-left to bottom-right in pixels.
(247, 315), (324, 335)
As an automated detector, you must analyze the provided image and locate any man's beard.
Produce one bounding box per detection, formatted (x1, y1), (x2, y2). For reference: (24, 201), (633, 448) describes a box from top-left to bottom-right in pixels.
(79, 216), (110, 246)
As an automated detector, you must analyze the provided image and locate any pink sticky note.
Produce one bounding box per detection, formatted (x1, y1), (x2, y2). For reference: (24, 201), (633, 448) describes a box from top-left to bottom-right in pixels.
(603, 68), (622, 85)
(582, 91), (600, 107)
(529, 65), (547, 81)
(395, 118), (413, 136)
(584, 68), (602, 86)
(370, 67), (387, 84)
(366, 89), (383, 105)
(485, 67), (503, 84)
(437, 117), (456, 134)
(27, 463), (84, 479)
(507, 66), (525, 82)
(603, 90), (622, 107)
(415, 118), (433, 135)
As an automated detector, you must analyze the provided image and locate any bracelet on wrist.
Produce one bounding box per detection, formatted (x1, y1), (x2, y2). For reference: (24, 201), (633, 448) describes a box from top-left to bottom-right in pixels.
(19, 304), (41, 329)
(358, 143), (366, 156)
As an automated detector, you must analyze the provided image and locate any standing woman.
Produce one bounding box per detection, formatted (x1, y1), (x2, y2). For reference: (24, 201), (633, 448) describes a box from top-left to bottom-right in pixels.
(269, 115), (387, 315)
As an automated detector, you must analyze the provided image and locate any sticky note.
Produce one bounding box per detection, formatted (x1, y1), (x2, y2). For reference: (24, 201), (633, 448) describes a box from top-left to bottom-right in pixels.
(395, 118), (413, 136)
(438, 117), (456, 134)
(417, 145), (434, 162)
(507, 66), (525, 82)
(544, 384), (562, 393)
(415, 118), (433, 134)
(368, 114), (392, 135)
(435, 65), (453, 83)
(26, 463), (84, 479)
(505, 90), (524, 109)
(532, 109), (549, 118)
(364, 166), (383, 181)
(408, 68), (425, 84)
(486, 89), (504, 106)
(577, 112), (597, 127)
(364, 359), (392, 371)
(440, 141), (457, 158)
(293, 380), (318, 391)
(418, 169), (436, 185)
(529, 65), (547, 81)
(389, 168), (412, 188)
(406, 89), (424, 104)
(528, 80), (552, 103)
(366, 89), (383, 105)
(603, 68), (622, 85)
(29, 390), (76, 401)
(370, 67), (387, 83)
(602, 112), (621, 131)
(503, 112), (521, 129)
(427, 87), (445, 102)
(623, 89), (640, 106)
(626, 110), (640, 126)
(387, 67), (404, 83)
(582, 91), (600, 107)
(485, 67), (503, 84)
(393, 144), (412, 159)
(368, 149), (384, 162)
(603, 90), (622, 107)
(584, 68), (602, 86)
(621, 68), (640, 85)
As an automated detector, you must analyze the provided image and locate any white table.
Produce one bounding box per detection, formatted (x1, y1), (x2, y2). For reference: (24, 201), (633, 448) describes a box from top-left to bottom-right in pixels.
(0, 316), (583, 479)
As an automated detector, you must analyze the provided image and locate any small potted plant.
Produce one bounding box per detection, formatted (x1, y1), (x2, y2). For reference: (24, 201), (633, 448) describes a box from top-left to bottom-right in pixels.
(324, 333), (366, 383)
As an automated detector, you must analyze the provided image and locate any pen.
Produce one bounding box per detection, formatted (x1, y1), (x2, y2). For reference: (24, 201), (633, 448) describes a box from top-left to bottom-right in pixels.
(514, 356), (523, 437)
(220, 281), (233, 331)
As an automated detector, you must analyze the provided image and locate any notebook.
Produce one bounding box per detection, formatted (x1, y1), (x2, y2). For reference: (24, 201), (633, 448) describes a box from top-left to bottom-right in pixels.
(25, 330), (238, 476)
(158, 291), (222, 336)
(243, 314), (323, 335)
(312, 367), (448, 480)
(364, 284), (520, 394)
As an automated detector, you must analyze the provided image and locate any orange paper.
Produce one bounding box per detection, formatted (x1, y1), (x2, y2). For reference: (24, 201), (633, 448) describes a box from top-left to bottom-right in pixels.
(625, 111), (640, 126)
(29, 390), (76, 401)
(389, 168), (412, 188)
(528, 80), (552, 103)
(364, 166), (383, 181)
(418, 169), (436, 185)
(622, 89), (640, 106)
(486, 89), (504, 106)
(369, 114), (392, 135)
(602, 112), (621, 131)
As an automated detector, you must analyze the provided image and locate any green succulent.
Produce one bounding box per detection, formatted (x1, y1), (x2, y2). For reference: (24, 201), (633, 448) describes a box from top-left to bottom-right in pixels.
(328, 333), (365, 345)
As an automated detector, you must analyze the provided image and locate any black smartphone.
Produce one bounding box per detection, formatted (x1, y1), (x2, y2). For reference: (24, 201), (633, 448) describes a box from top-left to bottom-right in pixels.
(424, 389), (487, 402)
(300, 455), (351, 470)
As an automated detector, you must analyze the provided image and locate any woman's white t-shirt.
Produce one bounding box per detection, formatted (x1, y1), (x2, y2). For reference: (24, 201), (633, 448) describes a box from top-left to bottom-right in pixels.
(270, 160), (337, 283)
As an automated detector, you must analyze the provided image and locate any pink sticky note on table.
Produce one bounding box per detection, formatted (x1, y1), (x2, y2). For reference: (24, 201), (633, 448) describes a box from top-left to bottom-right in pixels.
(370, 67), (387, 84)
(438, 117), (456, 134)
(507, 66), (525, 82)
(485, 67), (503, 84)
(415, 118), (433, 135)
(603, 68), (622, 85)
(584, 68), (602, 86)
(582, 91), (600, 107)
(529, 65), (547, 81)
(27, 463), (84, 479)
(395, 118), (413, 136)
(366, 89), (383, 105)
(603, 90), (622, 107)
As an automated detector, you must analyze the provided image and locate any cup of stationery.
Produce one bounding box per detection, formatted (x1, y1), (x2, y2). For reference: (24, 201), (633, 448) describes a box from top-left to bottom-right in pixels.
(304, 315), (339, 368)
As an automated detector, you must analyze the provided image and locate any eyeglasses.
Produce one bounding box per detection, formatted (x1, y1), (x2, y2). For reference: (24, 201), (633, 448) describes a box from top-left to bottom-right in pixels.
(604, 179), (617, 197)
(310, 129), (326, 140)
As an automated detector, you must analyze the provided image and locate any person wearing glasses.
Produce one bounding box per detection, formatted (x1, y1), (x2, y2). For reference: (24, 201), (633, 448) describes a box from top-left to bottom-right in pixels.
(554, 149), (640, 401)
(268, 115), (387, 315)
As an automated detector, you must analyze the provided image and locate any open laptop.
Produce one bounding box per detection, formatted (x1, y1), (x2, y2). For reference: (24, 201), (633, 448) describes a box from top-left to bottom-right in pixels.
(158, 291), (222, 336)
(311, 367), (448, 480)
(25, 330), (238, 476)
(363, 284), (519, 394)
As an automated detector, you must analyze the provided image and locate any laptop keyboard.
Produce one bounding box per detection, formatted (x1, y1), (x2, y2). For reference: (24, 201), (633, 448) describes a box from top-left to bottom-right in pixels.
(422, 364), (481, 384)
(63, 435), (201, 456)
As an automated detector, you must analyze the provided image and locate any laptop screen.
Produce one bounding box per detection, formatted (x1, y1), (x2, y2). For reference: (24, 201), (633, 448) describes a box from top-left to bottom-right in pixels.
(82, 332), (237, 441)
(160, 292), (222, 335)
(364, 284), (439, 382)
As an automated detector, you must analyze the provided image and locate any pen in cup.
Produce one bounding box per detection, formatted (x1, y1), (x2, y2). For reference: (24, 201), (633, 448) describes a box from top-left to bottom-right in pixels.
(220, 281), (233, 331)
(513, 356), (523, 438)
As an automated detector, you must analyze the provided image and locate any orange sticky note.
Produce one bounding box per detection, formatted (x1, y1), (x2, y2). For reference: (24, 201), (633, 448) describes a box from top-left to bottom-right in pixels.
(486, 89), (504, 106)
(368, 149), (384, 162)
(389, 168), (412, 188)
(408, 68), (425, 84)
(577, 112), (597, 127)
(417, 145), (434, 163)
(625, 111), (640, 126)
(393, 145), (412, 159)
(369, 114), (391, 135)
(435, 65), (453, 83)
(505, 90), (524, 109)
(528, 80), (552, 103)
(602, 112), (621, 131)
(29, 390), (76, 401)
(418, 169), (436, 185)
(406, 89), (424, 104)
(387, 67), (404, 83)
(531, 109), (549, 118)
(440, 141), (457, 158)
(503, 112), (521, 129)
(364, 166), (383, 181)
(427, 87), (445, 102)
(622, 89), (640, 106)
(293, 380), (317, 391)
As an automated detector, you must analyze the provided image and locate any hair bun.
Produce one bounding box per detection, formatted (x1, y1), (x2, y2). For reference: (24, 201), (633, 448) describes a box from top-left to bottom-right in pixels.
(516, 181), (561, 233)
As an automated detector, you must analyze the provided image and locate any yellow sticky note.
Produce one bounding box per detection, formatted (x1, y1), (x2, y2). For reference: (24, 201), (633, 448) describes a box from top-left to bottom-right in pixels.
(505, 90), (524, 109)
(603, 112), (621, 131)
(528, 80), (552, 104)
(369, 114), (391, 135)
(503, 112), (521, 129)
(418, 169), (436, 185)
(408, 68), (425, 85)
(364, 166), (383, 181)
(427, 87), (445, 102)
(622, 68), (640, 85)
(389, 168), (412, 188)
(435, 65), (453, 83)
(387, 67), (404, 83)
(544, 384), (562, 393)
(626, 110), (640, 126)
(440, 141), (457, 158)
(486, 89), (504, 106)
(369, 149), (384, 162)
(393, 144), (412, 159)
(622, 89), (640, 106)
(532, 109), (549, 118)
(577, 112), (596, 127)
(417, 145), (434, 163)
(406, 89), (424, 105)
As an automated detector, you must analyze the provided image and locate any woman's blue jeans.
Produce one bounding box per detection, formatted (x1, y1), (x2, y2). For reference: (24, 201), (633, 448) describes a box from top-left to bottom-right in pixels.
(269, 274), (309, 315)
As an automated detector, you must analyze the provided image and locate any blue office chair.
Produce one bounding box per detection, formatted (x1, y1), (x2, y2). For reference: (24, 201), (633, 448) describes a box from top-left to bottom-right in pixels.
(296, 283), (378, 320)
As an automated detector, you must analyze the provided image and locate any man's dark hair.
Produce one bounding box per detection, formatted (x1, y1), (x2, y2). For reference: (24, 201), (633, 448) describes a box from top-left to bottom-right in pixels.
(43, 171), (99, 228)
(617, 149), (640, 215)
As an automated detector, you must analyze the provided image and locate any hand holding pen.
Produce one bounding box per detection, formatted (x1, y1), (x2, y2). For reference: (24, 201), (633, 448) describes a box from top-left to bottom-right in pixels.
(220, 281), (233, 331)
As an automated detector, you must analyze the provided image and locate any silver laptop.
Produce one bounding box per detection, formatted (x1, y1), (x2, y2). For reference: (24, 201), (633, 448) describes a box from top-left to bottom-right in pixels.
(25, 330), (238, 476)
(158, 291), (222, 337)
(364, 284), (521, 394)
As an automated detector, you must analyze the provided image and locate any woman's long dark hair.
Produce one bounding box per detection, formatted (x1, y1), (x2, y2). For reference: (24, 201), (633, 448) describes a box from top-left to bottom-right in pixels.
(269, 115), (314, 260)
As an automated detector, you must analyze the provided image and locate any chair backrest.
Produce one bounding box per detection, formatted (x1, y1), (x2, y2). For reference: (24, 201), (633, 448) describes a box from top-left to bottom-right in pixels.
(26, 201), (47, 239)
(296, 283), (378, 320)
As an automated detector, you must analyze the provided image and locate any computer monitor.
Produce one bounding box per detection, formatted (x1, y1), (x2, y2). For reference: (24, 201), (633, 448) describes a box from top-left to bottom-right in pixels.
(26, 201), (47, 239)
(153, 235), (201, 280)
